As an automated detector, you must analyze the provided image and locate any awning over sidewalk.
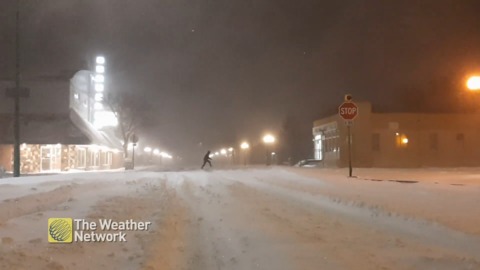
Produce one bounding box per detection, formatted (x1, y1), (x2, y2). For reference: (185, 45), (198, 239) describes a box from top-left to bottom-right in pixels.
(69, 109), (122, 150)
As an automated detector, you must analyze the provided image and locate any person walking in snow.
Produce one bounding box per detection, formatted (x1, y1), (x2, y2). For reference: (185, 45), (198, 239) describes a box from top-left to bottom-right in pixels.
(201, 151), (213, 169)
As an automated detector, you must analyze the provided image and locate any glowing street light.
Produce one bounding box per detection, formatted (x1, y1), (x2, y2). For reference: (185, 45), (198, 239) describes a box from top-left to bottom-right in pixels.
(144, 147), (152, 153)
(263, 134), (276, 144)
(153, 149), (160, 155)
(221, 149), (227, 155)
(240, 142), (250, 166)
(467, 76), (480, 91)
(227, 147), (235, 164)
(262, 134), (276, 165)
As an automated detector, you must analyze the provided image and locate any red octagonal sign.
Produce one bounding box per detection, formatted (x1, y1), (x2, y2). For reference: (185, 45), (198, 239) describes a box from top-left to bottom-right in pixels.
(338, 102), (358, 121)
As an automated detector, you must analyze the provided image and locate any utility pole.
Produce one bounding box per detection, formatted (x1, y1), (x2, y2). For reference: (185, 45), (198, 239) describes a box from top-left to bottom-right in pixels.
(13, 0), (21, 177)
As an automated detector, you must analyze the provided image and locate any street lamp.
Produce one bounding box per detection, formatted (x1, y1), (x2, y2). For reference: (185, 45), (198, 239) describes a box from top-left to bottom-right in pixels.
(144, 147), (153, 164)
(263, 134), (275, 144)
(228, 147), (235, 164)
(240, 142), (250, 166)
(262, 134), (276, 165)
(467, 76), (480, 91)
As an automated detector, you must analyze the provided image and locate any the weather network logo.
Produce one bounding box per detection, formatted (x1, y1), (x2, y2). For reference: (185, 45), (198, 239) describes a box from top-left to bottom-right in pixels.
(48, 218), (73, 243)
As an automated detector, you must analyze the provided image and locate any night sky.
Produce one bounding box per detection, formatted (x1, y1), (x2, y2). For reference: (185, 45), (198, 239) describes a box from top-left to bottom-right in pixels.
(1, 0), (480, 162)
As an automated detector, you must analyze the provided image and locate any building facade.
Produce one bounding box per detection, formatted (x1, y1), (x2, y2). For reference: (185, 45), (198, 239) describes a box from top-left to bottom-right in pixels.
(313, 102), (480, 167)
(0, 70), (123, 174)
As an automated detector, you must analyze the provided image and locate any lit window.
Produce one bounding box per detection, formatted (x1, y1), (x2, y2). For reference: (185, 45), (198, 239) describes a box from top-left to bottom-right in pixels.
(395, 133), (409, 148)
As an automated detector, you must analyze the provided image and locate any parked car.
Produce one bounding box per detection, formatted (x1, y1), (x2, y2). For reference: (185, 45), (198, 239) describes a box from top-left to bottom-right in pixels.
(294, 159), (322, 168)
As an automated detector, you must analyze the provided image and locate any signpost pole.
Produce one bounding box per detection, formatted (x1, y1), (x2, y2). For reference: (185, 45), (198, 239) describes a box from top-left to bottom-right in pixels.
(338, 94), (357, 178)
(131, 134), (138, 170)
(132, 143), (136, 170)
(347, 123), (353, 177)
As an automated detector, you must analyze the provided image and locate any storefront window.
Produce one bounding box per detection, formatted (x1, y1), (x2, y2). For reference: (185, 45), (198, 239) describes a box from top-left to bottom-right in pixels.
(40, 145), (62, 171)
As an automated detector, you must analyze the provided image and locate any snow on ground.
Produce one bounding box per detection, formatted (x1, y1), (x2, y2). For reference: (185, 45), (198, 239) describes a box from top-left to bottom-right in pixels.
(0, 167), (479, 269)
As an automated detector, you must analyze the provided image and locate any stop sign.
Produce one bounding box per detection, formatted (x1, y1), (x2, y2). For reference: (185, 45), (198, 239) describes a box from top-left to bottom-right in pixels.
(338, 102), (358, 120)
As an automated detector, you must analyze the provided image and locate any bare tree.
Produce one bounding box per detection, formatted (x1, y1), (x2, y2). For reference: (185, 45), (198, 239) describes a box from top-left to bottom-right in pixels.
(104, 92), (143, 158)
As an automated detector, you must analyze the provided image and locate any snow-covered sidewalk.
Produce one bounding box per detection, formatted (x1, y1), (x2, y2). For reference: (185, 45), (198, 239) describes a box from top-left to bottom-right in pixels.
(291, 166), (480, 186)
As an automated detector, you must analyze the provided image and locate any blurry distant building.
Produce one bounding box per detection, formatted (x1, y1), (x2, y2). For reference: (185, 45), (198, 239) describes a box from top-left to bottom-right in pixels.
(0, 71), (123, 174)
(313, 102), (480, 167)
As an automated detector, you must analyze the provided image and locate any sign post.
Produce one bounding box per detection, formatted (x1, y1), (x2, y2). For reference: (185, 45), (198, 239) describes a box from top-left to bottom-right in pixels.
(131, 134), (139, 170)
(338, 96), (358, 177)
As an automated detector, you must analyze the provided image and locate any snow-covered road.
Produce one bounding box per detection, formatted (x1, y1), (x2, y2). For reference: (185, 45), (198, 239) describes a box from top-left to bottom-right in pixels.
(1, 168), (479, 269)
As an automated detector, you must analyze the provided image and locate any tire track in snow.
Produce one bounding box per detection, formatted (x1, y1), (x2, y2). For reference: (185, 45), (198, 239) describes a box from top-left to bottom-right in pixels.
(177, 173), (295, 270)
(0, 182), (107, 225)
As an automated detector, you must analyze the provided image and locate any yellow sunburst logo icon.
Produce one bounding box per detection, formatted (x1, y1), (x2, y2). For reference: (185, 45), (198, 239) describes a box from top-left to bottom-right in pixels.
(48, 218), (73, 243)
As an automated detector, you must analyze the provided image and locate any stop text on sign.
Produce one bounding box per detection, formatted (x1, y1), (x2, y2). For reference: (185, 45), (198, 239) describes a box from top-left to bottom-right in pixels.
(340, 107), (357, 114)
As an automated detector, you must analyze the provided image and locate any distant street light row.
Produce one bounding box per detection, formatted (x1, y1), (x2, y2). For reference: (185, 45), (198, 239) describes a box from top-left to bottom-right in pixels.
(211, 147), (234, 158)
(210, 133), (277, 166)
(142, 146), (172, 159)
